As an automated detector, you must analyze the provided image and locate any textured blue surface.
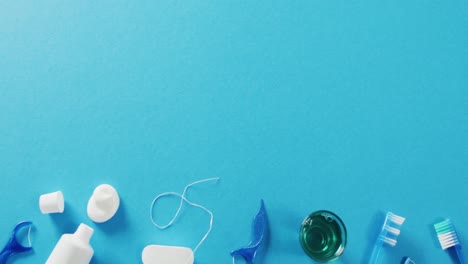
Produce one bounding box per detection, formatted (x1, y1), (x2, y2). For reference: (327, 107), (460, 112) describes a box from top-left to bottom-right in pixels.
(1, 1), (467, 263)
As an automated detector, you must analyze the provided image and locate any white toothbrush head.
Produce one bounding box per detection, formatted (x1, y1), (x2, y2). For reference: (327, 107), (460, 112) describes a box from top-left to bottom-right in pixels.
(380, 212), (406, 246)
(434, 219), (460, 250)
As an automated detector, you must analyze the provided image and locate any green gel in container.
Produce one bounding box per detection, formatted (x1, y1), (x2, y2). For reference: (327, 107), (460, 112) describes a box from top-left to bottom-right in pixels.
(299, 210), (347, 263)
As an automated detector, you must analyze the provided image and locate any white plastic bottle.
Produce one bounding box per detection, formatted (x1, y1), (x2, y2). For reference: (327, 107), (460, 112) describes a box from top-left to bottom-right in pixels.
(46, 223), (94, 264)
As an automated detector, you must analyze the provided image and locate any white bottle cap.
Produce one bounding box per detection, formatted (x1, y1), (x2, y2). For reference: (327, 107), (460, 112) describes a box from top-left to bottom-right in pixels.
(87, 184), (120, 223)
(142, 245), (194, 264)
(39, 191), (65, 214)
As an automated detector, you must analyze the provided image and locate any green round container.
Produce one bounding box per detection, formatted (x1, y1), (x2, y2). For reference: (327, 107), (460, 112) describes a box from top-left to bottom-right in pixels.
(299, 210), (347, 263)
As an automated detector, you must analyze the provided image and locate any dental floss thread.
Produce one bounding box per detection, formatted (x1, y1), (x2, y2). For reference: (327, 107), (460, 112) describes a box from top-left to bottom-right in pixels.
(27, 225), (32, 247)
(149, 178), (219, 253)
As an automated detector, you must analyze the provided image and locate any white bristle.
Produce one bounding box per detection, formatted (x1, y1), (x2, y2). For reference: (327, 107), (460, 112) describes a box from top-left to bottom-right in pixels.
(381, 235), (398, 246)
(438, 232), (460, 250)
(378, 212), (405, 247)
(434, 219), (460, 250)
(388, 212), (406, 226)
(385, 225), (401, 236)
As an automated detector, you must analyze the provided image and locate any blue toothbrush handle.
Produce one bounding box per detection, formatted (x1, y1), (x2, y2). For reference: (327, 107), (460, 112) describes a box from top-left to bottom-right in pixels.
(368, 239), (383, 264)
(455, 245), (466, 264)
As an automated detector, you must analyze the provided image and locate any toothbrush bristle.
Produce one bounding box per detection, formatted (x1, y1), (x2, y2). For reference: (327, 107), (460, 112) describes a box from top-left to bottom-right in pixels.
(434, 219), (460, 250)
(385, 225), (401, 236)
(381, 235), (397, 246)
(388, 212), (406, 225)
(380, 212), (405, 246)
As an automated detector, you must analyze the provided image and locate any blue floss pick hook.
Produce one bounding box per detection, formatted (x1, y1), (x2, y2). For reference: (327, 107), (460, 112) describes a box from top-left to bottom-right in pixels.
(231, 200), (268, 264)
(401, 256), (416, 264)
(0, 221), (33, 264)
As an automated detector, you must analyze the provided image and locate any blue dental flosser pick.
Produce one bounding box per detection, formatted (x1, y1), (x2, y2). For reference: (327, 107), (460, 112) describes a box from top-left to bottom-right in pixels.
(401, 256), (416, 264)
(0, 221), (33, 264)
(231, 200), (268, 264)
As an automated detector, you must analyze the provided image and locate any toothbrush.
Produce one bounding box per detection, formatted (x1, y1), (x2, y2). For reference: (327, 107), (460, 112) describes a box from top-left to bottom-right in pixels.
(434, 219), (466, 264)
(368, 212), (406, 264)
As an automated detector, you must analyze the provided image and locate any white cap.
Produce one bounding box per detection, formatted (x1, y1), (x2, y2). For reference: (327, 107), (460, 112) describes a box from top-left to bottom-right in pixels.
(142, 245), (194, 264)
(87, 184), (120, 223)
(39, 191), (65, 214)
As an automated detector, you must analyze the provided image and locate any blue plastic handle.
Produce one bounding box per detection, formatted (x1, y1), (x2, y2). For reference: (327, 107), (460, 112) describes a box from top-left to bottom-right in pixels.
(368, 235), (384, 264)
(0, 222), (33, 264)
(231, 200), (268, 264)
(455, 245), (466, 264)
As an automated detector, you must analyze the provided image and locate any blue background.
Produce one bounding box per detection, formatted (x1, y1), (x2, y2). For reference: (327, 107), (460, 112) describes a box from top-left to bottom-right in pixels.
(1, 1), (467, 263)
